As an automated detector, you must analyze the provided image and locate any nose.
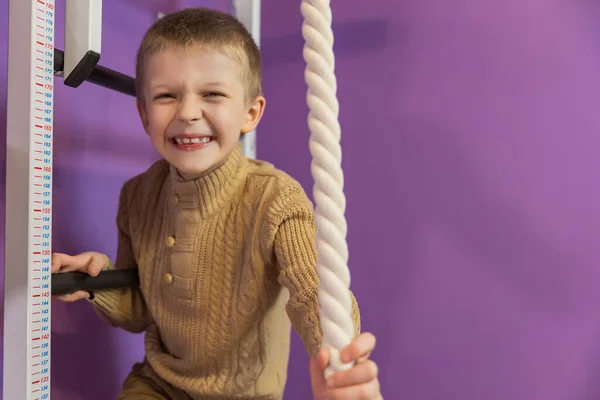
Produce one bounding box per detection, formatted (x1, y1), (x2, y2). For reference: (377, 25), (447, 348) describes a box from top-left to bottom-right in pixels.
(176, 95), (202, 123)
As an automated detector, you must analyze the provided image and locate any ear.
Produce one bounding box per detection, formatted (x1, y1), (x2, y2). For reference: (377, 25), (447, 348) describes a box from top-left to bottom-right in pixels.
(136, 99), (150, 134)
(241, 95), (266, 134)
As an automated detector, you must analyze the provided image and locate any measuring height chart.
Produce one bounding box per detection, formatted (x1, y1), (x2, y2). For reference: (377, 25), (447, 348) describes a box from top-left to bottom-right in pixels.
(4, 0), (55, 398)
(30, 0), (55, 398)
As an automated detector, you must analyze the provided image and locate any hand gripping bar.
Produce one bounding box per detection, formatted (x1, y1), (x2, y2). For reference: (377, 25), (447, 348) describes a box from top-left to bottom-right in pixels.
(51, 269), (139, 296)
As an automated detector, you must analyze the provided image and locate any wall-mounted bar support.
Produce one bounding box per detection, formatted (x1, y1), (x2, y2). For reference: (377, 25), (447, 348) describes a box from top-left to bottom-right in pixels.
(63, 0), (102, 88)
(54, 49), (136, 97)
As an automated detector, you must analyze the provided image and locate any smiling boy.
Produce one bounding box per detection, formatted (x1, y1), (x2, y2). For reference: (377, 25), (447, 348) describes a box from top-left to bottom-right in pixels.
(52, 7), (381, 399)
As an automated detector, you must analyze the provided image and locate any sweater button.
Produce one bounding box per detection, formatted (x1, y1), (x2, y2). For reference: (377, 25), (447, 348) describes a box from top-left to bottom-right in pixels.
(166, 236), (175, 247)
(164, 273), (173, 284)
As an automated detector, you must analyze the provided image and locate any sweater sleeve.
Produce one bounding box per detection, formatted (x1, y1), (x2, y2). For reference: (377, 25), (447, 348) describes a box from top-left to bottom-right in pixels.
(267, 181), (361, 357)
(88, 181), (153, 333)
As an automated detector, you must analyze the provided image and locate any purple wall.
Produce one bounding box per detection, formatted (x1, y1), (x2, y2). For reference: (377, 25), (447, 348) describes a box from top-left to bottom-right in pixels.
(259, 0), (600, 399)
(2, 0), (600, 399)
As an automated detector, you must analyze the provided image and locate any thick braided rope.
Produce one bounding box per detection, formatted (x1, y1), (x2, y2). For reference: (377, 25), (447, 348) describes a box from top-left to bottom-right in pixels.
(301, 0), (355, 377)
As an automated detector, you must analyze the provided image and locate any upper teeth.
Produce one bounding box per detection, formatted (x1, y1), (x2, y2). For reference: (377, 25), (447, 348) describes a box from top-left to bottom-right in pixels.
(174, 137), (211, 144)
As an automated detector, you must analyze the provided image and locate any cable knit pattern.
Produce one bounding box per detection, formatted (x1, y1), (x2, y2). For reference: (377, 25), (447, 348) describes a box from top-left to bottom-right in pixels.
(89, 145), (361, 399)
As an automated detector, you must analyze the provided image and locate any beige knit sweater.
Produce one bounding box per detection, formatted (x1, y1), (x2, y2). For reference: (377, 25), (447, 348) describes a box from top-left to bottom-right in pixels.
(90, 145), (361, 399)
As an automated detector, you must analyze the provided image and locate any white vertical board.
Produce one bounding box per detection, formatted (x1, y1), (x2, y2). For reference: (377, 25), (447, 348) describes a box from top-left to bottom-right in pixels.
(232, 0), (260, 159)
(63, 0), (102, 86)
(4, 0), (55, 399)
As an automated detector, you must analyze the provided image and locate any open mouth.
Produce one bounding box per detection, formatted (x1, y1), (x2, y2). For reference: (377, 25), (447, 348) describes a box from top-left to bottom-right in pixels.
(169, 135), (215, 149)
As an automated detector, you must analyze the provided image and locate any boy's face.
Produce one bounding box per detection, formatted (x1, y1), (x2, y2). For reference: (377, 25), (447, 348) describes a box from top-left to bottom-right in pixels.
(137, 44), (265, 179)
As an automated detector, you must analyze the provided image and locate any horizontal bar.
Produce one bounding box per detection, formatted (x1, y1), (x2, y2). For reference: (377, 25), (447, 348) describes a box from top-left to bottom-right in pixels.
(51, 269), (139, 296)
(54, 49), (136, 97)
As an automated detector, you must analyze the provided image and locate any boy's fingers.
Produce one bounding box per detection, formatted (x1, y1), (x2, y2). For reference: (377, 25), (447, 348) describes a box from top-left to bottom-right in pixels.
(51, 252), (108, 276)
(326, 359), (379, 389)
(51, 252), (85, 273)
(341, 333), (376, 363)
(54, 290), (90, 302)
(51, 253), (68, 273)
(85, 253), (109, 276)
(323, 379), (382, 400)
(309, 348), (329, 391)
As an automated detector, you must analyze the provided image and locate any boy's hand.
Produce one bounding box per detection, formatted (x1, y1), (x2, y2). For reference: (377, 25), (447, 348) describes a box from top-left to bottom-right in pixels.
(310, 332), (382, 399)
(51, 251), (109, 302)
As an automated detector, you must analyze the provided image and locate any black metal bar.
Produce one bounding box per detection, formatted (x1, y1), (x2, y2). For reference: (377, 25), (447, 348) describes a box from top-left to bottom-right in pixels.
(51, 269), (139, 296)
(54, 49), (136, 97)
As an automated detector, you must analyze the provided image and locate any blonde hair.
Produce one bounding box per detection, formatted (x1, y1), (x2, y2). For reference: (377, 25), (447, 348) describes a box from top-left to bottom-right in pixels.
(135, 7), (262, 102)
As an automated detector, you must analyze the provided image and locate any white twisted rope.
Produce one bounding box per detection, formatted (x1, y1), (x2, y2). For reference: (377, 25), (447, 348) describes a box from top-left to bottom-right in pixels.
(301, 0), (355, 378)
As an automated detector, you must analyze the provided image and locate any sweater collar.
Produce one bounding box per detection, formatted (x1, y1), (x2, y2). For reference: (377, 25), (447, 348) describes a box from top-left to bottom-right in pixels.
(168, 144), (247, 218)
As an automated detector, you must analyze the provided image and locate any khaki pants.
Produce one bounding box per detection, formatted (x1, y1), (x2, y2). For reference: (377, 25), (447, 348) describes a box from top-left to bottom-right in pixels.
(117, 362), (192, 400)
(117, 362), (280, 400)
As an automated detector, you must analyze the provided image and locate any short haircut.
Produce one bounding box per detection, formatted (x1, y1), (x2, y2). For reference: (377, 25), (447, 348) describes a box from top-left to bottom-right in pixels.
(135, 7), (262, 102)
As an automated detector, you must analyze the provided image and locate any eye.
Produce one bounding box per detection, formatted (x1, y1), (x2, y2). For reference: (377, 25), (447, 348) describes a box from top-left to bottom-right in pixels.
(204, 92), (224, 98)
(153, 92), (175, 100)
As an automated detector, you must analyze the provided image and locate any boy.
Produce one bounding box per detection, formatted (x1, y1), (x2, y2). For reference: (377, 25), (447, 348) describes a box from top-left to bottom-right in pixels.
(52, 7), (381, 400)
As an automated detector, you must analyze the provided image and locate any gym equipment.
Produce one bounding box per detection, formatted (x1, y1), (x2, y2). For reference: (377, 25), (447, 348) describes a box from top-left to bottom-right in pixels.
(50, 270), (139, 296)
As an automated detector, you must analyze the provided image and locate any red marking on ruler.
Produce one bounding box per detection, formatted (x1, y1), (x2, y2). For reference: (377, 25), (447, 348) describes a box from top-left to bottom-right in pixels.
(35, 108), (43, 111)
(37, 50), (43, 54)
(32, 380), (40, 385)
(36, 74), (43, 78)
(37, 16), (43, 21)
(35, 149), (42, 153)
(37, 0), (45, 4)
(32, 330), (40, 333)
(37, 33), (44, 38)
(33, 251), (41, 254)
(36, 25), (43, 30)
(34, 166), (42, 170)
(33, 285), (40, 289)
(35, 125), (42, 128)
(36, 82), (43, 87)
(33, 295), (40, 298)
(32, 337), (40, 341)
(35, 142), (42, 145)
(36, 91), (43, 95)
(36, 58), (43, 62)
(37, 8), (44, 13)
(33, 226), (41, 229)
(36, 66), (43, 70)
